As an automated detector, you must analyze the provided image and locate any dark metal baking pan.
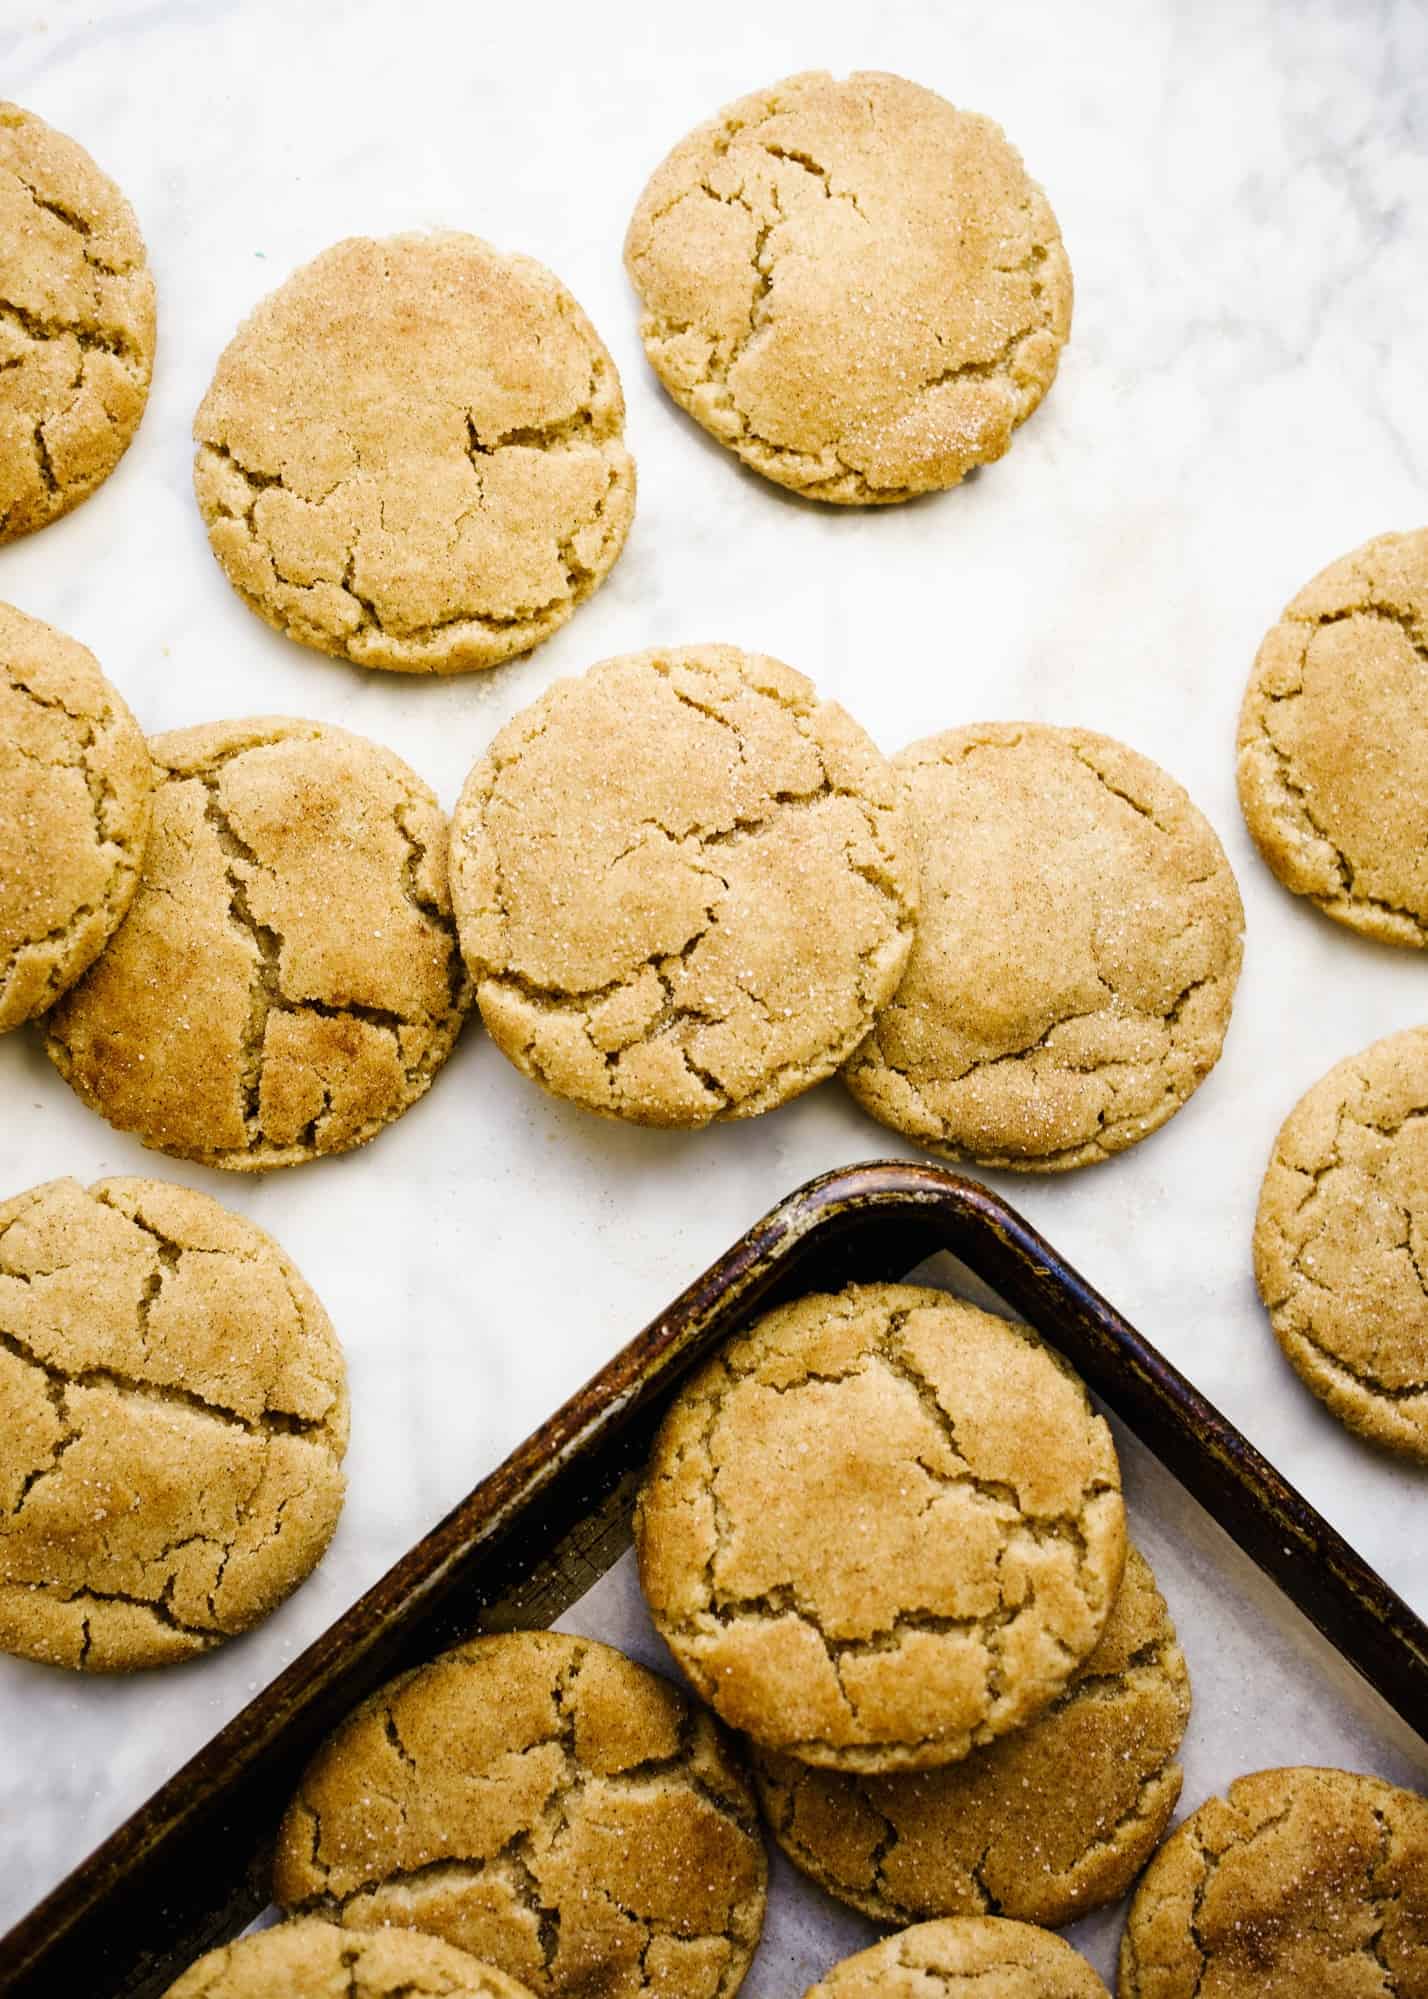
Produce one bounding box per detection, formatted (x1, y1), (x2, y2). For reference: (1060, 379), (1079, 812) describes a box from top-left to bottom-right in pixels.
(2, 1159), (1425, 1999)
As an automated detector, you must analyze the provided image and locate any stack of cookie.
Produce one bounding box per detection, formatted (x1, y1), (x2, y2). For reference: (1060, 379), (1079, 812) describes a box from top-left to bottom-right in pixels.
(154, 1282), (1428, 1997)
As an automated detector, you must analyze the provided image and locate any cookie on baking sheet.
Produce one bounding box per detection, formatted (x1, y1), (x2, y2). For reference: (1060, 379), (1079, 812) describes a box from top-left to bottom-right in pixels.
(1255, 1027), (1428, 1462)
(273, 1632), (767, 1999)
(449, 644), (918, 1127)
(0, 103), (155, 542)
(194, 233), (634, 674)
(842, 724), (1243, 1170)
(0, 601), (150, 1030)
(45, 717), (470, 1169)
(1238, 528), (1428, 945)
(0, 1176), (346, 1671)
(1118, 1766), (1428, 1997)
(804, 1917), (1110, 1997)
(754, 1545), (1189, 1927)
(634, 1283), (1126, 1774)
(625, 71), (1072, 503)
(163, 1919), (536, 1998)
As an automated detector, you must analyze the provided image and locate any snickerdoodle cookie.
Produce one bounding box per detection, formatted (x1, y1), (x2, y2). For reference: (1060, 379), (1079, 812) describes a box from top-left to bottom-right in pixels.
(449, 645), (918, 1126)
(842, 724), (1243, 1170)
(273, 1632), (767, 1999)
(1238, 529), (1428, 944)
(0, 103), (155, 541)
(754, 1545), (1189, 1927)
(194, 233), (634, 673)
(0, 1175), (346, 1671)
(634, 1283), (1125, 1774)
(1254, 1028), (1428, 1461)
(0, 601), (150, 1030)
(805, 1918), (1110, 1997)
(1118, 1766), (1428, 1997)
(164, 1920), (536, 1998)
(46, 717), (470, 1168)
(624, 71), (1072, 503)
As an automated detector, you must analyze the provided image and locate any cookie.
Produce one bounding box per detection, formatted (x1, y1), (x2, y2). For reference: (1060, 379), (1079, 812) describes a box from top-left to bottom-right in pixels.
(624, 71), (1072, 504)
(0, 601), (150, 1030)
(804, 1917), (1110, 1997)
(163, 1919), (536, 1998)
(45, 717), (470, 1168)
(843, 724), (1244, 1170)
(449, 645), (918, 1126)
(1254, 1028), (1428, 1461)
(754, 1545), (1188, 1927)
(1118, 1766), (1428, 1997)
(0, 103), (155, 541)
(0, 1176), (347, 1671)
(273, 1631), (767, 1998)
(1238, 529), (1428, 945)
(634, 1282), (1126, 1774)
(194, 233), (634, 674)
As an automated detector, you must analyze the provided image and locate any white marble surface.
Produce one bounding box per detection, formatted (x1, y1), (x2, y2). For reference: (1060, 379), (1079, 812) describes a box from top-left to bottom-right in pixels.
(2, 0), (1426, 1948)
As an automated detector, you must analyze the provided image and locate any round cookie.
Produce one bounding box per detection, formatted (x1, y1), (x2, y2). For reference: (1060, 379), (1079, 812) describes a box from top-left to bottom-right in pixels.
(634, 1282), (1126, 1774)
(0, 103), (155, 541)
(1237, 529), (1428, 945)
(1254, 1028), (1428, 1461)
(1118, 1766), (1428, 1997)
(754, 1545), (1189, 1928)
(624, 70), (1072, 504)
(273, 1631), (767, 1999)
(0, 1176), (347, 1671)
(804, 1917), (1110, 1997)
(45, 717), (470, 1168)
(842, 724), (1244, 1171)
(449, 645), (918, 1127)
(163, 1920), (536, 1998)
(0, 601), (151, 1030)
(194, 232), (634, 674)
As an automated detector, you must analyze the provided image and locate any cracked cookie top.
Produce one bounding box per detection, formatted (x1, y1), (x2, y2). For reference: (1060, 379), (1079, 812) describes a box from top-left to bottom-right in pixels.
(45, 717), (471, 1168)
(804, 1916), (1110, 1996)
(164, 1918), (536, 1998)
(624, 70), (1072, 504)
(1254, 1027), (1428, 1462)
(0, 601), (151, 1031)
(449, 644), (918, 1127)
(0, 103), (155, 542)
(1118, 1766), (1428, 1997)
(1237, 528), (1428, 945)
(842, 724), (1244, 1171)
(753, 1544), (1189, 1928)
(0, 1175), (347, 1672)
(193, 232), (635, 675)
(273, 1631), (768, 1999)
(634, 1283), (1126, 1774)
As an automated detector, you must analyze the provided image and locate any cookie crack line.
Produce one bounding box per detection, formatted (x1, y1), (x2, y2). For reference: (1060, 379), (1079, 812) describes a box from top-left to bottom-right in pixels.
(0, 295), (143, 367)
(3, 155), (137, 278)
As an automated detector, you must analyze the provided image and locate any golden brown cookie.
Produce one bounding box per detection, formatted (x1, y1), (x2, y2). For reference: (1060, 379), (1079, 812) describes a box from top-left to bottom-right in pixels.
(624, 70), (1072, 503)
(1254, 1028), (1428, 1461)
(449, 644), (918, 1126)
(0, 103), (155, 541)
(0, 601), (150, 1030)
(1237, 529), (1428, 945)
(634, 1283), (1126, 1774)
(194, 233), (634, 674)
(805, 1917), (1110, 1997)
(46, 717), (470, 1168)
(0, 1176), (347, 1671)
(843, 724), (1244, 1170)
(273, 1631), (767, 1998)
(754, 1546), (1189, 1927)
(1118, 1766), (1428, 1997)
(163, 1919), (536, 1998)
